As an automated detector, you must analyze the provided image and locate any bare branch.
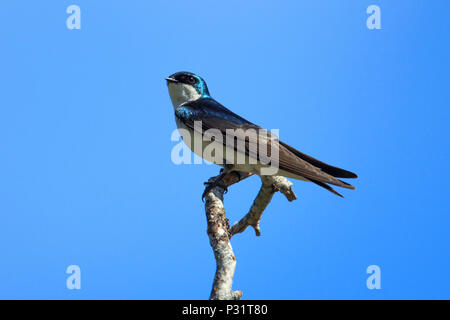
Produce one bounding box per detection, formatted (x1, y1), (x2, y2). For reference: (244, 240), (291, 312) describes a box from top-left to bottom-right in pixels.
(231, 175), (297, 237)
(204, 172), (248, 300)
(204, 171), (296, 299)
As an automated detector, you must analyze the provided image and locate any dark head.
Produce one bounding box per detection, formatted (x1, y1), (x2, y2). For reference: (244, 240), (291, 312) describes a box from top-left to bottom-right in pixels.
(166, 71), (210, 106)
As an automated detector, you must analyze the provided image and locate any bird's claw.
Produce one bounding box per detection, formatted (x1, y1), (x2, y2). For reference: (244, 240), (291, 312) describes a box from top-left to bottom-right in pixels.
(202, 179), (228, 202)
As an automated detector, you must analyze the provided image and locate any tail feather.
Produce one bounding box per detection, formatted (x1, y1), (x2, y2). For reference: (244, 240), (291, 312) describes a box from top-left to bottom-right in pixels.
(280, 141), (358, 179)
(309, 179), (344, 197)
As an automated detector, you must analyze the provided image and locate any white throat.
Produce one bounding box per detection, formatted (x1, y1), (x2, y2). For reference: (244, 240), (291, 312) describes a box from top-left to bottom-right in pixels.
(168, 83), (202, 107)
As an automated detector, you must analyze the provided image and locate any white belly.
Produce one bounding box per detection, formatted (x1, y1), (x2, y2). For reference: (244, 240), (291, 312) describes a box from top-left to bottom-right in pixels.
(175, 120), (295, 177)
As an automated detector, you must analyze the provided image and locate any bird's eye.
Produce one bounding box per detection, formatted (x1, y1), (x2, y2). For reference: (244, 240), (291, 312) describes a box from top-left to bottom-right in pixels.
(188, 76), (196, 84)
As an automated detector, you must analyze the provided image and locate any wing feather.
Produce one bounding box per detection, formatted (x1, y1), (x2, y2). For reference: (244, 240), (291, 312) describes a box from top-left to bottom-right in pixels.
(175, 99), (356, 191)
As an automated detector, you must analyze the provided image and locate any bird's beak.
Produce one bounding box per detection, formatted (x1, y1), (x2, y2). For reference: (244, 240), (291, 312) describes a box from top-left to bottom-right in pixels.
(165, 77), (178, 83)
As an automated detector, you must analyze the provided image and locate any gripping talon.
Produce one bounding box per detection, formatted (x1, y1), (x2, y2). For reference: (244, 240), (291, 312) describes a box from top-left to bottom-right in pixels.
(202, 177), (227, 202)
(202, 182), (214, 201)
(202, 167), (233, 202)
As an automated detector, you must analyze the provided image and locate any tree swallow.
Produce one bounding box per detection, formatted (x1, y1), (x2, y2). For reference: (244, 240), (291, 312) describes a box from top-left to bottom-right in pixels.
(166, 71), (357, 198)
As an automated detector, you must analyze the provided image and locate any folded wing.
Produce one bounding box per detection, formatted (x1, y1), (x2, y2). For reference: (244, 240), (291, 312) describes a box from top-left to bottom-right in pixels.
(175, 99), (357, 195)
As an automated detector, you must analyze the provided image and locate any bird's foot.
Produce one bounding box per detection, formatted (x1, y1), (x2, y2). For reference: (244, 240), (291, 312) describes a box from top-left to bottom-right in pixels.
(202, 175), (228, 202)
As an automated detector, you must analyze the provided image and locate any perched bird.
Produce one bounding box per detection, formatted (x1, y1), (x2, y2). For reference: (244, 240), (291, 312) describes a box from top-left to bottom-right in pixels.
(166, 71), (357, 199)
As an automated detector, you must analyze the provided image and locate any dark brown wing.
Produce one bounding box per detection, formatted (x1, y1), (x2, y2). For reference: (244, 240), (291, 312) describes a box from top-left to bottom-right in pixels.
(280, 141), (357, 178)
(175, 100), (356, 194)
(276, 142), (355, 189)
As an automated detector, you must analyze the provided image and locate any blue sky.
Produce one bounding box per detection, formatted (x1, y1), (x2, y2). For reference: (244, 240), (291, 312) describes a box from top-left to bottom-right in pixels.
(0, 1), (449, 299)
